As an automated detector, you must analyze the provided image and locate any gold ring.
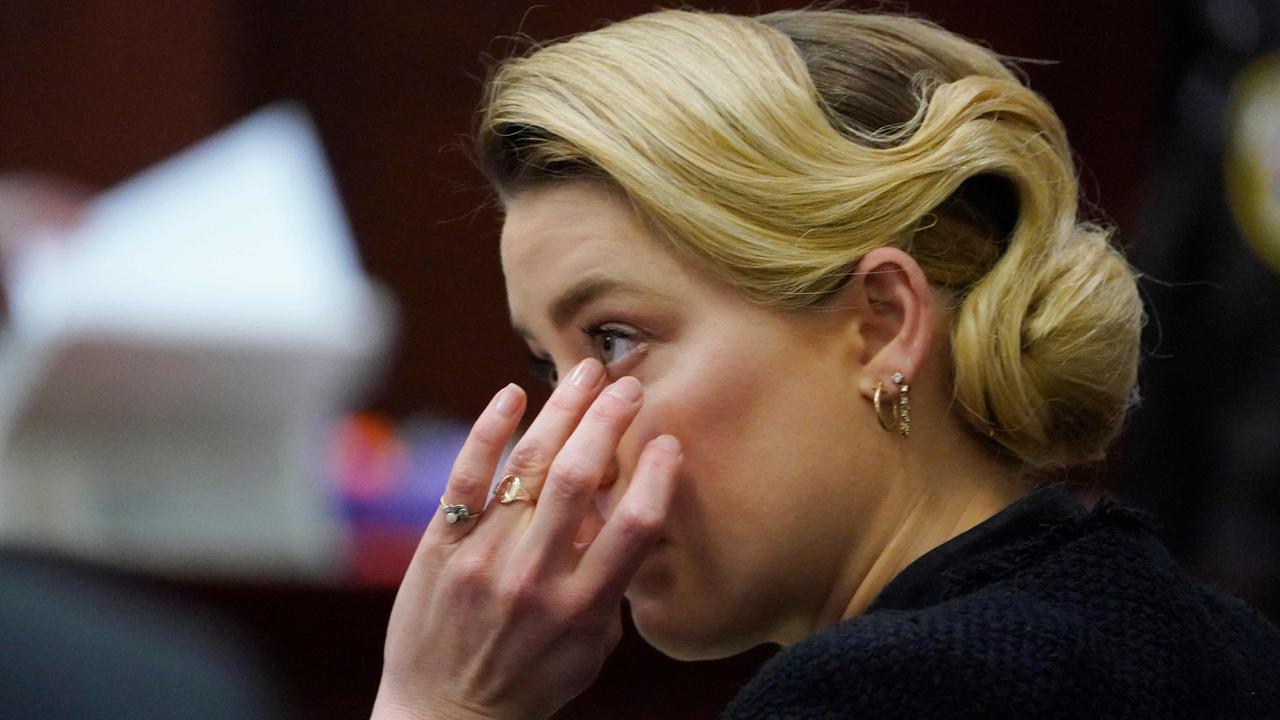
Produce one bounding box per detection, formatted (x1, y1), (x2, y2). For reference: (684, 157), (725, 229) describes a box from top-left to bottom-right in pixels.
(494, 474), (535, 504)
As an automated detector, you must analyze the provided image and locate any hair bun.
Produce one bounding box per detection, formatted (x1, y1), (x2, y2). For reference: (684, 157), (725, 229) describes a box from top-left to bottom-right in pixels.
(951, 223), (1143, 469)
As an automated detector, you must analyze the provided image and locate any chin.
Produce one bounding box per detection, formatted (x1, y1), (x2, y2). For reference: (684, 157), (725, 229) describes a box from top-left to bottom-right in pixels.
(626, 590), (767, 662)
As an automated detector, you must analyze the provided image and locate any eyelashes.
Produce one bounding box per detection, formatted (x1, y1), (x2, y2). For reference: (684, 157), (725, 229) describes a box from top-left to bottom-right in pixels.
(525, 323), (646, 388)
(585, 323), (642, 366)
(527, 353), (559, 387)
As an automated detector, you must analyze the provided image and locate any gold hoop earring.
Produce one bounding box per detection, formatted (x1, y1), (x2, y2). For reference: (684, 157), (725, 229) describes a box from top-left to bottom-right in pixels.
(873, 382), (895, 432)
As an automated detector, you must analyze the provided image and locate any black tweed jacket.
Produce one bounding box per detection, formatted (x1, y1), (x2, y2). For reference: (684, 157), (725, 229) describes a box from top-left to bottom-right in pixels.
(724, 484), (1280, 719)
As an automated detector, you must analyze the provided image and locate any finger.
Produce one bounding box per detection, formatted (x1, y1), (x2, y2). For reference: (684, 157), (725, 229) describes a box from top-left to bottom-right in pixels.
(523, 377), (643, 557)
(498, 358), (605, 499)
(424, 383), (526, 543)
(576, 434), (681, 600)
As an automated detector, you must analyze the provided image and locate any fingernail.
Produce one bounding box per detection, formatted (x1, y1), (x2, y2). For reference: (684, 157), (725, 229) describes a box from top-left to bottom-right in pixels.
(493, 384), (521, 416)
(605, 376), (642, 402)
(568, 358), (603, 388)
(653, 434), (681, 455)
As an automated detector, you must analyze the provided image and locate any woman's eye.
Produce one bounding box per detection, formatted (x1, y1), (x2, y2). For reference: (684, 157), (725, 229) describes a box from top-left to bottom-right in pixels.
(527, 354), (559, 387)
(587, 325), (641, 367)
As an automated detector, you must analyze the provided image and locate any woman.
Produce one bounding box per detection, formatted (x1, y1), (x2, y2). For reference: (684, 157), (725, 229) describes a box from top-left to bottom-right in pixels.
(372, 8), (1280, 719)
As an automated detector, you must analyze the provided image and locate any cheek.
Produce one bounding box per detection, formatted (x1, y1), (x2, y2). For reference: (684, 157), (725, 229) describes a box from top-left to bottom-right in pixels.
(618, 331), (862, 555)
(601, 343), (751, 521)
(619, 339), (761, 464)
(637, 330), (830, 464)
(615, 338), (794, 529)
(609, 323), (875, 654)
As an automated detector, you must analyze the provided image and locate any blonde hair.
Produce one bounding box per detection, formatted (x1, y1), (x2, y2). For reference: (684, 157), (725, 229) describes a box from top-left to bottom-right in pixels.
(477, 9), (1144, 471)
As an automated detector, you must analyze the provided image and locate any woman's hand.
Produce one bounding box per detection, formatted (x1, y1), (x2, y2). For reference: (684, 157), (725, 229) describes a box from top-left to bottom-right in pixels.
(372, 358), (682, 720)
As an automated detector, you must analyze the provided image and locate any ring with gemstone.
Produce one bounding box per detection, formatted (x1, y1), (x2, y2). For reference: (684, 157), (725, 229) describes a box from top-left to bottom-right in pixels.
(494, 474), (535, 504)
(439, 499), (482, 525)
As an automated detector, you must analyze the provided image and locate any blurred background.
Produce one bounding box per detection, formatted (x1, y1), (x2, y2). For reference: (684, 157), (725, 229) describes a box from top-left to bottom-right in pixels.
(0, 0), (1276, 718)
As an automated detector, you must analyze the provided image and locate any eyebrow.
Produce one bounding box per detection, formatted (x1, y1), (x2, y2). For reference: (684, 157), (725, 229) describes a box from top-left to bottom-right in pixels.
(511, 275), (660, 338)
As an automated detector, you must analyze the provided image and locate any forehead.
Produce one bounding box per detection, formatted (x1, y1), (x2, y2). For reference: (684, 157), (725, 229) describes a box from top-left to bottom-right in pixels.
(500, 183), (639, 271)
(500, 183), (689, 329)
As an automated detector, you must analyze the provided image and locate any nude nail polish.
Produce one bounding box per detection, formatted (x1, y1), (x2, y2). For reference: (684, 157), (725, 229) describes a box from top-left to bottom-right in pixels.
(493, 384), (521, 416)
(568, 358), (603, 387)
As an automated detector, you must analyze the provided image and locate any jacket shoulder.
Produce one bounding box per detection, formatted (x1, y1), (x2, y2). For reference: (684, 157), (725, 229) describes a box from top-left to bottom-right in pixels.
(724, 600), (1119, 720)
(725, 506), (1280, 719)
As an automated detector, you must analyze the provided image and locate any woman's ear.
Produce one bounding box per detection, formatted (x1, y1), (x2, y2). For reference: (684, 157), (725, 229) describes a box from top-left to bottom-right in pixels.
(836, 247), (937, 400)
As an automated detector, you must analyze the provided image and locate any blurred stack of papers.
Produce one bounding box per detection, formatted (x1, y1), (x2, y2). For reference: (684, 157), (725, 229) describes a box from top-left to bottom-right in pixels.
(0, 105), (396, 579)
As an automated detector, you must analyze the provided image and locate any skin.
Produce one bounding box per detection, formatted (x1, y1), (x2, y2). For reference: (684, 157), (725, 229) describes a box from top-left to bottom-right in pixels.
(375, 181), (1029, 719)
